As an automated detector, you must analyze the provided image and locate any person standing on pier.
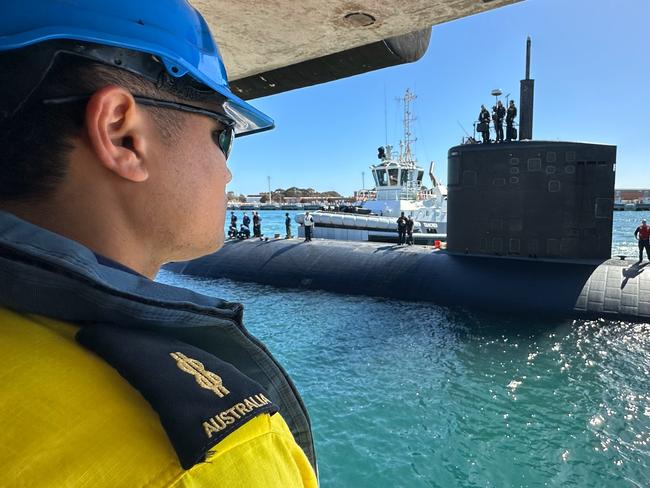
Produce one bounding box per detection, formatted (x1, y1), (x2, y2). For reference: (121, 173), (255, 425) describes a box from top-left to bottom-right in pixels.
(634, 219), (650, 262)
(230, 211), (238, 228)
(506, 100), (517, 141)
(285, 212), (292, 238)
(397, 212), (408, 245)
(303, 211), (314, 242)
(243, 212), (251, 229)
(478, 105), (491, 143)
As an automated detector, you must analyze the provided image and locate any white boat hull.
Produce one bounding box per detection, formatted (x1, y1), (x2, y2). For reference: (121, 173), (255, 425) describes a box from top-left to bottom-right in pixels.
(296, 212), (447, 244)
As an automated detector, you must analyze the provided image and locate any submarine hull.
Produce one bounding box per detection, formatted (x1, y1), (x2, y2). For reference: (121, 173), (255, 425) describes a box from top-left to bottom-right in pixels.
(166, 239), (650, 321)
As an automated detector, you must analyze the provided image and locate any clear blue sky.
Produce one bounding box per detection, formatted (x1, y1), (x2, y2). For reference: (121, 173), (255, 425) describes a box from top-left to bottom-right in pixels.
(227, 0), (649, 197)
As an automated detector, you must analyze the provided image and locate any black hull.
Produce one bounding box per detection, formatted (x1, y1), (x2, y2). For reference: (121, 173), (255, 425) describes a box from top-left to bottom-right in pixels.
(166, 239), (649, 322)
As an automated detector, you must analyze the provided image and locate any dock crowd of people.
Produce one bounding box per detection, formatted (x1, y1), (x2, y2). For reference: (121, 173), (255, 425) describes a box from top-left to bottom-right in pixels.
(228, 211), (265, 240)
(228, 211), (315, 242)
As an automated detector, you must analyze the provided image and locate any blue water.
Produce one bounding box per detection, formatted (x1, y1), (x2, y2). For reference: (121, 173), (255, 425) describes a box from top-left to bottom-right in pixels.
(159, 211), (650, 487)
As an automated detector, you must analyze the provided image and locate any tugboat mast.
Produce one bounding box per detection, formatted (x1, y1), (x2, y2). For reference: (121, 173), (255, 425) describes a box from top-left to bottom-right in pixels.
(399, 89), (417, 165)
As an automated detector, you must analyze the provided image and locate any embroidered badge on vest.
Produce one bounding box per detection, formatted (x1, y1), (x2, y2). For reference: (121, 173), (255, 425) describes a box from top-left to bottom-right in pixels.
(76, 325), (278, 469)
(170, 352), (230, 398)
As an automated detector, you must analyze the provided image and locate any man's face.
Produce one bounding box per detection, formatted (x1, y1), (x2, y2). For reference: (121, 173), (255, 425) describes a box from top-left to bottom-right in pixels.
(146, 113), (232, 261)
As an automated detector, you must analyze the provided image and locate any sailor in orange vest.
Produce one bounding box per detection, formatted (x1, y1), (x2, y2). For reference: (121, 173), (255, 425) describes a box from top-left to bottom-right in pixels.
(634, 218), (650, 262)
(0, 1), (317, 486)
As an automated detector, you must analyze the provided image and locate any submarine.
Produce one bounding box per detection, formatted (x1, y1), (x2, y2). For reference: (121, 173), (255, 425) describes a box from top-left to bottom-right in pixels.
(167, 39), (649, 322)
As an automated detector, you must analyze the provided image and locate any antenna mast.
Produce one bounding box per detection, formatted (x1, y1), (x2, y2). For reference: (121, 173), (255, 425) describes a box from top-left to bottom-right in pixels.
(399, 89), (417, 164)
(519, 36), (535, 140)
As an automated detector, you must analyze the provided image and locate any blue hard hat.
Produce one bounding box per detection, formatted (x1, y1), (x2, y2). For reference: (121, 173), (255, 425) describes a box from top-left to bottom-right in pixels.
(0, 0), (273, 136)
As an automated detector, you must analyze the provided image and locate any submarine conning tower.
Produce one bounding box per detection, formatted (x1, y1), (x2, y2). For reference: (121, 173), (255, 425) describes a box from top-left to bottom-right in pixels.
(447, 141), (616, 260)
(448, 37), (617, 261)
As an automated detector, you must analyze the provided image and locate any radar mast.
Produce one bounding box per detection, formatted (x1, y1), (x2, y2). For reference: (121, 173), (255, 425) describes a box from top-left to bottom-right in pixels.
(398, 89), (417, 165)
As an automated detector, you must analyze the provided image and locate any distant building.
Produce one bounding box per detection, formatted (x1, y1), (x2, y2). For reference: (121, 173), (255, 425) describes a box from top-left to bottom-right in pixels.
(615, 189), (650, 204)
(245, 194), (263, 203)
(354, 189), (376, 201)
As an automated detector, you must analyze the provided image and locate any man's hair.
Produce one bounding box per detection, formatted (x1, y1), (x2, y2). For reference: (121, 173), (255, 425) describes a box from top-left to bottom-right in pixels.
(0, 45), (203, 202)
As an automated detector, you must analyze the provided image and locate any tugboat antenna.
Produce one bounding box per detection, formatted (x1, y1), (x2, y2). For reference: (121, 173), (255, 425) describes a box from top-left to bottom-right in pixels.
(399, 89), (417, 164)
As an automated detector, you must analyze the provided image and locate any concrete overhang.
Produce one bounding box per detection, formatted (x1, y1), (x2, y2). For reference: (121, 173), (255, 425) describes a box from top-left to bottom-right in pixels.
(193, 0), (522, 99)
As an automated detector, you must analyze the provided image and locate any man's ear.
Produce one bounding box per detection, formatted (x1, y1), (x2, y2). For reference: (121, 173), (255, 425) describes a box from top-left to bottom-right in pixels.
(84, 86), (149, 182)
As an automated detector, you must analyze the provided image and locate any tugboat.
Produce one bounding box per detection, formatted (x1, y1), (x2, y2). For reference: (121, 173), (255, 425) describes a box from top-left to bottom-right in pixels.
(296, 89), (447, 245)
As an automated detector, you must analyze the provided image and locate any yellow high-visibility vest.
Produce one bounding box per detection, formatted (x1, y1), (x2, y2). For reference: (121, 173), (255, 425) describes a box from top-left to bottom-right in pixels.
(0, 307), (318, 487)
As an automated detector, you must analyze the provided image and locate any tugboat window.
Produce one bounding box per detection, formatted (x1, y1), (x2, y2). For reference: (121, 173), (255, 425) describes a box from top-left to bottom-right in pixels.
(400, 170), (409, 186)
(417, 170), (424, 185)
(375, 169), (387, 186)
(388, 168), (399, 185)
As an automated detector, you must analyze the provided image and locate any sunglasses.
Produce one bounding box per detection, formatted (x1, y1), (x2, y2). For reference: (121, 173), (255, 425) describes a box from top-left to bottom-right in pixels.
(42, 95), (236, 160)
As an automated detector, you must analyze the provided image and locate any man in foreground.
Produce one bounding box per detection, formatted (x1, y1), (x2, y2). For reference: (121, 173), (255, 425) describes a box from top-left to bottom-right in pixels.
(0, 1), (318, 486)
